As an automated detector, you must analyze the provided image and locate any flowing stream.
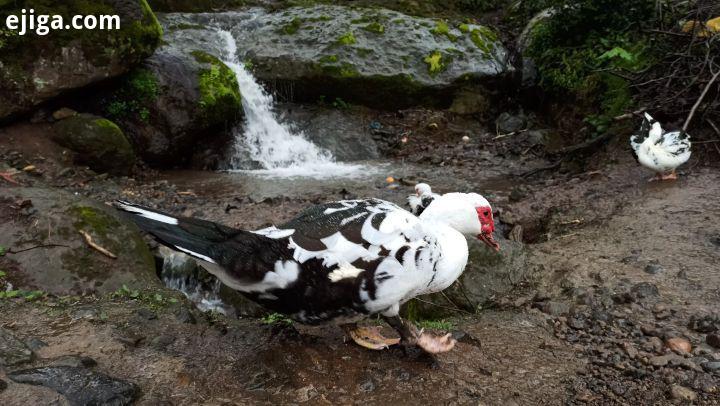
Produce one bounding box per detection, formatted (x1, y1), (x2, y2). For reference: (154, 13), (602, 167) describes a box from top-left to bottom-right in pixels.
(217, 30), (365, 178)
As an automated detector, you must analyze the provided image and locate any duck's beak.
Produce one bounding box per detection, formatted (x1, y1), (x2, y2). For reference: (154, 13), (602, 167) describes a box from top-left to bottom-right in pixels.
(477, 232), (500, 251)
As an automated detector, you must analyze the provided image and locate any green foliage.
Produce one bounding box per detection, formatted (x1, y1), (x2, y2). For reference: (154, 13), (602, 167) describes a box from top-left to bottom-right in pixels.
(105, 68), (159, 122)
(337, 31), (357, 46)
(0, 245), (5, 256)
(523, 0), (656, 136)
(0, 289), (45, 301)
(416, 319), (454, 331)
(0, 271), (5, 278)
(113, 284), (178, 306)
(332, 97), (350, 110)
(261, 312), (292, 325)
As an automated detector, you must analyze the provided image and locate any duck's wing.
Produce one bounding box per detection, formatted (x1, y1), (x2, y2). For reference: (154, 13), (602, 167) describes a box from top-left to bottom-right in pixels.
(654, 130), (692, 167)
(631, 113), (657, 155)
(407, 194), (436, 216)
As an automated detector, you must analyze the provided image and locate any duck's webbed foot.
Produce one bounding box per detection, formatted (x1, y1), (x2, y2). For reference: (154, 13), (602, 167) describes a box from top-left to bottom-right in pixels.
(0, 171), (19, 185)
(659, 170), (678, 181)
(383, 315), (456, 354)
(342, 323), (400, 350)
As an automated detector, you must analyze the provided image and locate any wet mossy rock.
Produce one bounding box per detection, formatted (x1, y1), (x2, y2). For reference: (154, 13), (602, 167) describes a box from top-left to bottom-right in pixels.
(104, 42), (242, 167)
(0, 187), (157, 296)
(402, 235), (529, 320)
(52, 114), (135, 175)
(0, 0), (163, 120)
(160, 5), (511, 109)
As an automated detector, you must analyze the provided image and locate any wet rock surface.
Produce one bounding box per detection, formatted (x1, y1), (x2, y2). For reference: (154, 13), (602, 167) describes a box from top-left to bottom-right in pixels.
(161, 5), (511, 109)
(0, 328), (33, 367)
(52, 114), (135, 176)
(0, 187), (157, 295)
(8, 366), (139, 406)
(0, 0), (162, 120)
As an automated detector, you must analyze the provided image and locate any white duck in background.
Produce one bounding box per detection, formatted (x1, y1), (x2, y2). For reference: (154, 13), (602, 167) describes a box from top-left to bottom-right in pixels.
(407, 182), (440, 216)
(630, 113), (691, 181)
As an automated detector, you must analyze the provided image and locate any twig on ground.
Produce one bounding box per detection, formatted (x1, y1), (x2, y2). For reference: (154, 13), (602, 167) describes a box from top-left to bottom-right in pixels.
(7, 244), (71, 254)
(79, 230), (117, 259)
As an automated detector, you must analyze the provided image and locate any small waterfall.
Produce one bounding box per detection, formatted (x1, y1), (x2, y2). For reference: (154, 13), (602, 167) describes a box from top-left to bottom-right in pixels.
(217, 30), (363, 178)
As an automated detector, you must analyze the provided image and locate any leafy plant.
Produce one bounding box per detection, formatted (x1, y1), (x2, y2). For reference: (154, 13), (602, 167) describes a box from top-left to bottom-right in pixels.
(261, 312), (292, 325)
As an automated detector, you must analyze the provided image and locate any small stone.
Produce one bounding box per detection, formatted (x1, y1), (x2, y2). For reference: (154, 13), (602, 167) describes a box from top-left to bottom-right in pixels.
(25, 337), (48, 351)
(707, 333), (720, 349)
(644, 263), (663, 275)
(136, 308), (157, 321)
(461, 135), (470, 143)
(623, 342), (638, 359)
(666, 337), (692, 354)
(175, 307), (197, 324)
(150, 335), (176, 351)
(358, 379), (375, 393)
(669, 385), (697, 402)
(52, 108), (77, 121)
(0, 378), (6, 392)
(649, 354), (677, 367)
(541, 301), (570, 316)
(631, 282), (659, 299)
(0, 327), (33, 366)
(701, 361), (720, 372)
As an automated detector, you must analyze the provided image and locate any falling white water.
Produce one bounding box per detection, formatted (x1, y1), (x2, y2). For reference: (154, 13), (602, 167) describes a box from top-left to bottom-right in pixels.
(217, 30), (365, 178)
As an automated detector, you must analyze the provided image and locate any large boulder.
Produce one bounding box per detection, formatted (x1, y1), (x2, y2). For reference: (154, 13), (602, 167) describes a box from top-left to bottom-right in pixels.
(0, 0), (163, 121)
(102, 38), (242, 167)
(0, 187), (157, 296)
(402, 235), (529, 319)
(52, 114), (135, 175)
(161, 5), (512, 109)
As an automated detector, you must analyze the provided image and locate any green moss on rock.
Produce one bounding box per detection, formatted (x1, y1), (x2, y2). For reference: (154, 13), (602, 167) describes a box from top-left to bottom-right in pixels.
(52, 114), (135, 175)
(424, 51), (444, 75)
(431, 20), (458, 42)
(190, 51), (242, 127)
(280, 17), (303, 35)
(336, 31), (356, 46)
(470, 28), (496, 53)
(363, 22), (385, 34)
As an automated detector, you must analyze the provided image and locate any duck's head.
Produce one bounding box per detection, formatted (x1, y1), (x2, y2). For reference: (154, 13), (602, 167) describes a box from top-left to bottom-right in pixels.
(415, 182), (432, 197)
(419, 192), (499, 251)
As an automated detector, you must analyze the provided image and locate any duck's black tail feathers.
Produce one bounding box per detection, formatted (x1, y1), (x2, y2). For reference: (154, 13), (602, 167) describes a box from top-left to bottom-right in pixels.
(114, 200), (240, 264)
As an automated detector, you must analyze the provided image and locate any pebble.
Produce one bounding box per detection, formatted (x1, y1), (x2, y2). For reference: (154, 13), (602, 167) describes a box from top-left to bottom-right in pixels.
(669, 385), (697, 402)
(701, 361), (720, 372)
(631, 282), (659, 299)
(649, 354), (677, 367)
(644, 263), (663, 275)
(622, 342), (638, 359)
(541, 301), (570, 316)
(358, 379), (376, 393)
(665, 337), (692, 354)
(0, 327), (33, 366)
(150, 335), (176, 351)
(0, 378), (6, 392)
(136, 308), (158, 321)
(707, 333), (720, 349)
(25, 337), (48, 351)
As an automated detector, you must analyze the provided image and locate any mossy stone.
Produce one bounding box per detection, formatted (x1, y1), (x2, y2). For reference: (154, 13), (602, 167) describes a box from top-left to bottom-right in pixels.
(190, 51), (242, 128)
(52, 114), (135, 175)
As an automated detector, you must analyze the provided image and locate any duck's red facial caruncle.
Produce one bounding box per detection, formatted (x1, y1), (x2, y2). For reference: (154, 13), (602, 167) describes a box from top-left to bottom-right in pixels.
(475, 206), (500, 251)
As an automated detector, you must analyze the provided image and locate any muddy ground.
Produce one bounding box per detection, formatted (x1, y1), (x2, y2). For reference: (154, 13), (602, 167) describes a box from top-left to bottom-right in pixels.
(0, 117), (719, 405)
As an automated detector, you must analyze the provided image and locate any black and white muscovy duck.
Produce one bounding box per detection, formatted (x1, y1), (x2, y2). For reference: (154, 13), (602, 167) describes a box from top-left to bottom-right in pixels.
(630, 113), (691, 181)
(407, 183), (440, 216)
(115, 193), (499, 354)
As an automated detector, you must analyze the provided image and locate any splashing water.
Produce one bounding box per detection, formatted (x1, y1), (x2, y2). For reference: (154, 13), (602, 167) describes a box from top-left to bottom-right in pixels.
(217, 30), (365, 178)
